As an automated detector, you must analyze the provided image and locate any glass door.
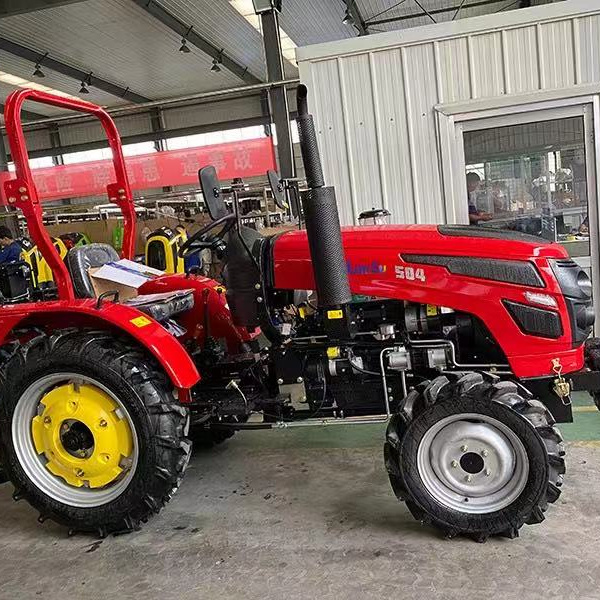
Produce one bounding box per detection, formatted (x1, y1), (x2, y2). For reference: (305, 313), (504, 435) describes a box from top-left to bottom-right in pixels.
(458, 106), (596, 283)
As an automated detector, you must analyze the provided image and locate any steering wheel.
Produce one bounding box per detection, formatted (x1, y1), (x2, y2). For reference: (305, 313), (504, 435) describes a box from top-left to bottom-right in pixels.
(179, 213), (236, 258)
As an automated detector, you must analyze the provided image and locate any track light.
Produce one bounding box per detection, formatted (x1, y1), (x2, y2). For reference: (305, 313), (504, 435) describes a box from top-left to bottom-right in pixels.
(211, 50), (223, 73)
(79, 72), (92, 94)
(179, 25), (193, 53)
(33, 52), (48, 78)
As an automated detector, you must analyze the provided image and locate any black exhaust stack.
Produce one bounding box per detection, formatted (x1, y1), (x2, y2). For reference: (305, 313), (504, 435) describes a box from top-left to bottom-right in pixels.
(296, 84), (352, 322)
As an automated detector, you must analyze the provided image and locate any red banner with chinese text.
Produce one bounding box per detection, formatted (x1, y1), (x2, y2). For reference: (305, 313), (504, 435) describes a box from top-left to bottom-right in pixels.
(0, 137), (276, 204)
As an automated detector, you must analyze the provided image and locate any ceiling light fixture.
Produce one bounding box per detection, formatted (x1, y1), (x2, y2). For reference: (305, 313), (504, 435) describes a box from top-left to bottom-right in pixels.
(79, 72), (92, 94)
(211, 50), (223, 73)
(32, 53), (48, 78)
(342, 9), (354, 25)
(179, 25), (193, 53)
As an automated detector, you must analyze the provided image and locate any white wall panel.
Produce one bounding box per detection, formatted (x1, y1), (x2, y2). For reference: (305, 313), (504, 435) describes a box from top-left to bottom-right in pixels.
(371, 48), (415, 223)
(338, 53), (381, 222)
(539, 20), (576, 89)
(307, 59), (354, 226)
(471, 32), (505, 99)
(298, 0), (600, 225)
(436, 38), (470, 103)
(578, 14), (600, 83)
(402, 43), (444, 223)
(504, 26), (540, 93)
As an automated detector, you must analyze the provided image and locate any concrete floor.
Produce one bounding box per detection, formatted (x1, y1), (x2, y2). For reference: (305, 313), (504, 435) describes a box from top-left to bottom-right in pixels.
(0, 399), (599, 600)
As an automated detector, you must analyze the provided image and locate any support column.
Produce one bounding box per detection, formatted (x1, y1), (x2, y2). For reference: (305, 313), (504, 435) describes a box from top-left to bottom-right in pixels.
(259, 7), (294, 179)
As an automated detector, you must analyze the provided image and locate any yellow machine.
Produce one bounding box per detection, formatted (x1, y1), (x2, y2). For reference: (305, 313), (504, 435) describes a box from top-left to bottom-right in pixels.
(145, 225), (187, 274)
(17, 238), (40, 287)
(19, 237), (68, 288)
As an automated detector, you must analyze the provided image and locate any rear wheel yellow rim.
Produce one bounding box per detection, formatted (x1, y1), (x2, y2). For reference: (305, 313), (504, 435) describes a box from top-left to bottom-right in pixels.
(13, 373), (138, 508)
(31, 382), (134, 488)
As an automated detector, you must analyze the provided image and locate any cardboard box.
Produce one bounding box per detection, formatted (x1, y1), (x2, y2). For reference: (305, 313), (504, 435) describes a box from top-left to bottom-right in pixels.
(88, 259), (164, 301)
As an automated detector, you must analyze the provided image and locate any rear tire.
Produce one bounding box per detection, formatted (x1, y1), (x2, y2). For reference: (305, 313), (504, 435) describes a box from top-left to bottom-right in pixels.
(384, 373), (565, 541)
(0, 330), (191, 535)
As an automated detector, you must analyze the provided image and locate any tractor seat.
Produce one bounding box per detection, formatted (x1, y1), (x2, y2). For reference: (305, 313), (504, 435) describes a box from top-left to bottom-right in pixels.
(66, 243), (120, 298)
(65, 243), (194, 322)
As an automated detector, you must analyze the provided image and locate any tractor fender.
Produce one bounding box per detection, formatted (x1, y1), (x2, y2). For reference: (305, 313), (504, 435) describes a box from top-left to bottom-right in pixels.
(0, 300), (200, 392)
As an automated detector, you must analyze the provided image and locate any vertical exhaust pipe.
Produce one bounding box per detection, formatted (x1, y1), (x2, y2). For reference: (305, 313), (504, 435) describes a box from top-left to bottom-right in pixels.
(296, 84), (352, 311)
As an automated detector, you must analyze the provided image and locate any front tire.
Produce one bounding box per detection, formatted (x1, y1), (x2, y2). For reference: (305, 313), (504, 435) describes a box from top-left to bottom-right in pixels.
(0, 330), (191, 535)
(384, 373), (565, 541)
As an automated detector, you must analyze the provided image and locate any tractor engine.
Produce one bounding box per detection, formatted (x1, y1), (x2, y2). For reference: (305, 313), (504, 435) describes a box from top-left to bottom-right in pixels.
(270, 299), (505, 419)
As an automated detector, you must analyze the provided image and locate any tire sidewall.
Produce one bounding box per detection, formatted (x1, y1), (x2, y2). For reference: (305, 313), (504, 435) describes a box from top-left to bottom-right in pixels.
(399, 394), (550, 534)
(0, 348), (159, 530)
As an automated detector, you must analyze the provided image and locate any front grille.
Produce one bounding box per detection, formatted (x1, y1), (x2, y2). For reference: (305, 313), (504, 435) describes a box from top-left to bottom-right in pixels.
(503, 300), (563, 339)
(403, 254), (544, 288)
(549, 259), (594, 345)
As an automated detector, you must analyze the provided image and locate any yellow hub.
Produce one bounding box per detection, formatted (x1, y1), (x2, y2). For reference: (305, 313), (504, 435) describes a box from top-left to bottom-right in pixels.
(31, 382), (134, 489)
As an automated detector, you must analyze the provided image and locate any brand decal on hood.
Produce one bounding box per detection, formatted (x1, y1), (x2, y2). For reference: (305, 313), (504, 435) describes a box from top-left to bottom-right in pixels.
(347, 260), (387, 275)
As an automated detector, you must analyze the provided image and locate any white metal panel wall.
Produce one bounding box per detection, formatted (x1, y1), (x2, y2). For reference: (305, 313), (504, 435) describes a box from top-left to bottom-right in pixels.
(297, 0), (600, 225)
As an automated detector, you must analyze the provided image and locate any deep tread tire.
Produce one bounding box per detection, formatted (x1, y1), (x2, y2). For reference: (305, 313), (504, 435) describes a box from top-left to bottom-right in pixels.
(384, 373), (565, 541)
(0, 329), (191, 535)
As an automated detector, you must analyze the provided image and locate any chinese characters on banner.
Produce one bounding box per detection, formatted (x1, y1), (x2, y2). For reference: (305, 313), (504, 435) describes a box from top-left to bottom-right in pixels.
(0, 137), (277, 204)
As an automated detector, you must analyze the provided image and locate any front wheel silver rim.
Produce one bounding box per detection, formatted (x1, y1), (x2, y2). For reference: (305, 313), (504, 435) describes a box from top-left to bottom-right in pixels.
(12, 373), (139, 509)
(416, 412), (529, 514)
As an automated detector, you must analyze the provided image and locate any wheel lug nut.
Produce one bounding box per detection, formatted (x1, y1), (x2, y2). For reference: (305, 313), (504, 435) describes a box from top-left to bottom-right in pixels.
(451, 460), (459, 468)
(460, 445), (468, 452)
(465, 474), (472, 482)
(99, 419), (108, 428)
(485, 469), (491, 477)
(481, 449), (488, 457)
(43, 416), (51, 424)
(75, 469), (85, 477)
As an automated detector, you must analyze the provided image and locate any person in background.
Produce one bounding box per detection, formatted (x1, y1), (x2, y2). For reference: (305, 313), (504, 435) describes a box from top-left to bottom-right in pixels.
(0, 227), (23, 264)
(466, 172), (493, 225)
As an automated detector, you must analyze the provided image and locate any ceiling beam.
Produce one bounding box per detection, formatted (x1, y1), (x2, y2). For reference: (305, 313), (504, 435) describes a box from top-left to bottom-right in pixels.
(341, 0), (369, 36)
(0, 37), (151, 103)
(0, 0), (86, 18)
(367, 0), (513, 25)
(0, 102), (46, 121)
(131, 0), (262, 85)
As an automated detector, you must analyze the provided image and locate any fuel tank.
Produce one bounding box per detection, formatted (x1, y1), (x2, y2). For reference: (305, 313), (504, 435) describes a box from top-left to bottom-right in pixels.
(272, 224), (585, 378)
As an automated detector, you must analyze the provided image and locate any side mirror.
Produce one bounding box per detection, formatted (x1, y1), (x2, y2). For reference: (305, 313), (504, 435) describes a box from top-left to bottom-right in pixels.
(267, 169), (288, 211)
(199, 165), (229, 220)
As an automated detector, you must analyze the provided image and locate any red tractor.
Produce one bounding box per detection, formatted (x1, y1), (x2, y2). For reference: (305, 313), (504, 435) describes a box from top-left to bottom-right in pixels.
(0, 85), (598, 541)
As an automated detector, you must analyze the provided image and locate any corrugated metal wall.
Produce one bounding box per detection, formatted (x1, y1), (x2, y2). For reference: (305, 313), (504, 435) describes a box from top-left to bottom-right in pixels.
(297, 0), (600, 225)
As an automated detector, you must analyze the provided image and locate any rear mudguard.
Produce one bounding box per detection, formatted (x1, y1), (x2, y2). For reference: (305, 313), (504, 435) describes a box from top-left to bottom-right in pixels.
(0, 299), (200, 394)
(139, 273), (260, 354)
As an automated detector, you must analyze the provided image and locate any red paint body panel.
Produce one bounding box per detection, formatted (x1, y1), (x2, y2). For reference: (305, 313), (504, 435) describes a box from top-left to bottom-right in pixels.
(273, 225), (583, 379)
(0, 299), (200, 391)
(139, 274), (260, 353)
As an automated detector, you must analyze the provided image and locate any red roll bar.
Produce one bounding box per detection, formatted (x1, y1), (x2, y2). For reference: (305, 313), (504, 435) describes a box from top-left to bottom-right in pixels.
(2, 89), (136, 301)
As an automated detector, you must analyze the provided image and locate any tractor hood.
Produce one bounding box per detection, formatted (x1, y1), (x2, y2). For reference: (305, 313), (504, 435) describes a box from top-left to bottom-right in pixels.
(271, 224), (581, 378)
(272, 224), (568, 292)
